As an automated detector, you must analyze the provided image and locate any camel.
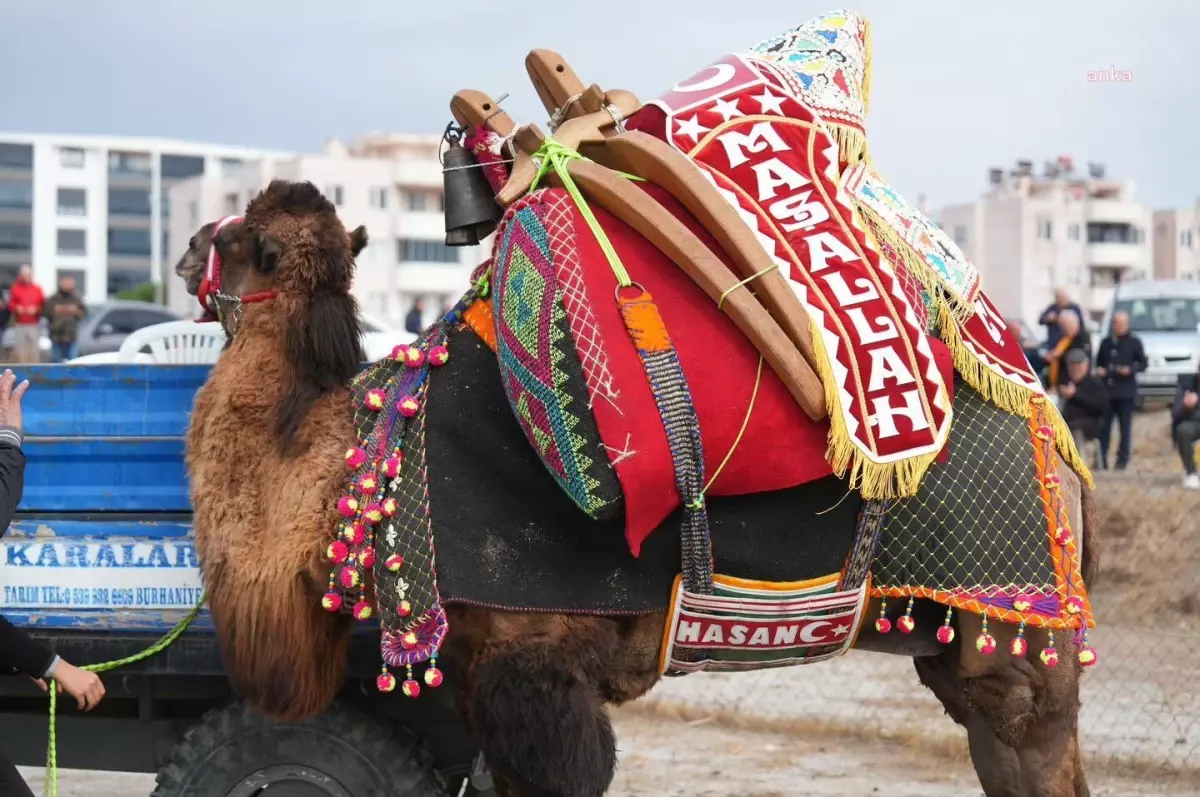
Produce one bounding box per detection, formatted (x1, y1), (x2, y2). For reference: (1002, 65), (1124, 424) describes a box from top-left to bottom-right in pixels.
(184, 179), (1098, 797)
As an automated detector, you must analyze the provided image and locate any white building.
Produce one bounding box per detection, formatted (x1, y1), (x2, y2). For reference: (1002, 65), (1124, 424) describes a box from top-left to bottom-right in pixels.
(938, 157), (1152, 333)
(1151, 203), (1200, 281)
(0, 133), (289, 304)
(167, 134), (487, 330)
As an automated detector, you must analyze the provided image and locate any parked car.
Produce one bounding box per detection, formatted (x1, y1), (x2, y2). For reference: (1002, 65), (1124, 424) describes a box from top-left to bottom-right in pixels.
(360, 312), (417, 362)
(75, 300), (182, 357)
(1098, 279), (1200, 403)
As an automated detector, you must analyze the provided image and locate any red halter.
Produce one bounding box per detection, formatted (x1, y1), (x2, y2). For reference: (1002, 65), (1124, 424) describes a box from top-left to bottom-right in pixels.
(195, 215), (277, 323)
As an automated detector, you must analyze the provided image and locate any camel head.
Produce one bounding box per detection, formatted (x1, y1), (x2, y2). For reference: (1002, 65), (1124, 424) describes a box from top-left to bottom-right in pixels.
(210, 179), (370, 445)
(174, 220), (217, 297)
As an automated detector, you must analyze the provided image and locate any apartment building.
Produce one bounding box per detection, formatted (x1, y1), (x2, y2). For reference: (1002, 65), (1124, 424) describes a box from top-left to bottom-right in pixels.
(938, 157), (1152, 332)
(0, 134), (289, 304)
(1151, 203), (1200, 281)
(167, 134), (488, 330)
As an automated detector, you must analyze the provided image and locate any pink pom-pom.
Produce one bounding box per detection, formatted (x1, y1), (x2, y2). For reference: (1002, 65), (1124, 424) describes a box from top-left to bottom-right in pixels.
(344, 447), (367, 470)
(405, 347), (425, 368)
(897, 615), (915, 634)
(1040, 647), (1059, 667)
(385, 554), (405, 572)
(326, 540), (349, 563)
(359, 548), (376, 569)
(391, 344), (409, 362)
(975, 633), (997, 655)
(1053, 526), (1073, 546)
(428, 345), (449, 367)
(377, 671), (397, 692)
(424, 667), (444, 688)
(356, 474), (378, 495)
(397, 396), (420, 417)
(362, 504), (384, 525)
(1078, 647), (1098, 668)
(382, 456), (402, 479)
(363, 388), (386, 412)
(401, 679), (421, 698)
(874, 617), (892, 634)
(936, 625), (955, 644)
(1043, 475), (1061, 489)
(381, 497), (399, 517)
(353, 600), (373, 621)
(1012, 598), (1032, 612)
(340, 568), (360, 589)
(341, 523), (365, 546)
(321, 591), (342, 612)
(337, 496), (359, 517)
(1035, 424), (1054, 441)
(1010, 636), (1029, 657)
(1064, 596), (1085, 615)
(397, 599), (412, 617)
(401, 631), (419, 650)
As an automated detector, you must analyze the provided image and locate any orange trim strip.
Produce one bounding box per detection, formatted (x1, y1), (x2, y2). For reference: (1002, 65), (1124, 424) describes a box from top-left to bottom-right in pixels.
(462, 297), (497, 352)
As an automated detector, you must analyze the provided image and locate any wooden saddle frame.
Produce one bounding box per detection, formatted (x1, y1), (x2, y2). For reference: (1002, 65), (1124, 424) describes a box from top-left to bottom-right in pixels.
(450, 51), (827, 421)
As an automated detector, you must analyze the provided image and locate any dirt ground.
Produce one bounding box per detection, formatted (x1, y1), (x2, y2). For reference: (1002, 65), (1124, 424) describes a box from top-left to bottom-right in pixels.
(17, 706), (1198, 796)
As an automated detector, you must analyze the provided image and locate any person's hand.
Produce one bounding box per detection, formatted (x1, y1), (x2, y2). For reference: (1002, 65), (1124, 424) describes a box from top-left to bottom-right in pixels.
(0, 369), (29, 431)
(1116, 365), (1132, 376)
(1045, 311), (1058, 323)
(1095, 367), (1107, 378)
(1046, 349), (1062, 361)
(1059, 383), (1076, 399)
(29, 676), (49, 692)
(52, 661), (105, 711)
(1184, 391), (1199, 410)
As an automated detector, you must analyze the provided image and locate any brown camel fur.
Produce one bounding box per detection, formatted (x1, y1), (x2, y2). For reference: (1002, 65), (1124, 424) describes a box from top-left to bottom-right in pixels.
(185, 180), (1097, 797)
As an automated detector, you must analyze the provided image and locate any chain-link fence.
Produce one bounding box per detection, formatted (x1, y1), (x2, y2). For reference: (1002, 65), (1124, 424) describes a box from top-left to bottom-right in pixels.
(632, 409), (1198, 793)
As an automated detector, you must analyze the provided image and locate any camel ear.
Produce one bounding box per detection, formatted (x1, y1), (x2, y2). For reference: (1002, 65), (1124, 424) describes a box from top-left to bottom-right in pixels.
(256, 234), (283, 275)
(350, 226), (369, 257)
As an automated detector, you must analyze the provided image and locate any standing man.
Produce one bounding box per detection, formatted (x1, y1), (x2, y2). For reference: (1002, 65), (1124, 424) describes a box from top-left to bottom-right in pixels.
(1172, 366), (1200, 490)
(1038, 287), (1085, 349)
(42, 275), (87, 363)
(404, 298), (424, 334)
(1095, 310), (1147, 470)
(6, 265), (44, 365)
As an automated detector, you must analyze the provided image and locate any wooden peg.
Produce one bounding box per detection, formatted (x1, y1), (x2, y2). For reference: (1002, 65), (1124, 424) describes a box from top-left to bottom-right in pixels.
(596, 132), (819, 374)
(525, 49), (587, 123)
(450, 89), (515, 138)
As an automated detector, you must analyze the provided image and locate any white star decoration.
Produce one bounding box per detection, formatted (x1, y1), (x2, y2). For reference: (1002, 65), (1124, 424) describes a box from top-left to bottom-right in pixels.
(833, 623), (850, 637)
(752, 89), (787, 115)
(711, 97), (744, 122)
(675, 115), (711, 142)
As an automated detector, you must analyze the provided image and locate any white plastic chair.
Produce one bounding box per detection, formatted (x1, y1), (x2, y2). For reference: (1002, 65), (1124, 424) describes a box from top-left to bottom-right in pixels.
(117, 320), (227, 364)
(70, 351), (154, 364)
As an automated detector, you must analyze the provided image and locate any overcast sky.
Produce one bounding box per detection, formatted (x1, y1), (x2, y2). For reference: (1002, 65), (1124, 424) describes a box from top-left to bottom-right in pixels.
(2, 0), (1196, 210)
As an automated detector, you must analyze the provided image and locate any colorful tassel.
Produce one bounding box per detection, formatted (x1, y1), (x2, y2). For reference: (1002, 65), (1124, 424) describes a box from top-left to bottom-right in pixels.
(404, 347), (425, 368)
(363, 389), (386, 411)
(382, 455), (403, 479)
(353, 600), (373, 621)
(424, 661), (444, 688)
(1009, 622), (1028, 657)
(381, 497), (399, 517)
(362, 503), (384, 525)
(428, 345), (449, 367)
(391, 344), (409, 362)
(402, 664), (421, 698)
(377, 667), (397, 692)
(326, 540), (349, 563)
(874, 597), (892, 633)
(359, 547), (376, 569)
(1064, 596), (1085, 616)
(1078, 630), (1098, 668)
(936, 606), (955, 644)
(340, 568), (360, 589)
(321, 591), (342, 612)
(341, 523), (365, 546)
(975, 615), (996, 655)
(397, 396), (420, 417)
(897, 596), (916, 634)
(1039, 628), (1059, 667)
(336, 496), (359, 517)
(397, 599), (412, 617)
(385, 554), (405, 572)
(355, 474), (378, 494)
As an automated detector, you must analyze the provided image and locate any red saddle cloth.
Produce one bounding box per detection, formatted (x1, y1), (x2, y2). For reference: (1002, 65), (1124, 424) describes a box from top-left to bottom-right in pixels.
(556, 183), (954, 555)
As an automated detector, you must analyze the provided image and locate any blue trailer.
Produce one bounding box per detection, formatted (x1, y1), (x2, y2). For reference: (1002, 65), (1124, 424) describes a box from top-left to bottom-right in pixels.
(0, 364), (491, 796)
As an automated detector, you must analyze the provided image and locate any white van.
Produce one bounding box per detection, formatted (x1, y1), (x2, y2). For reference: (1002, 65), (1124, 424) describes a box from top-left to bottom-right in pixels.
(1099, 279), (1200, 403)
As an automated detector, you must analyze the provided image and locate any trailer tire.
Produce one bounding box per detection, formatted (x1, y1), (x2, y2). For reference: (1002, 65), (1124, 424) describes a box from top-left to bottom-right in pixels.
(152, 700), (444, 797)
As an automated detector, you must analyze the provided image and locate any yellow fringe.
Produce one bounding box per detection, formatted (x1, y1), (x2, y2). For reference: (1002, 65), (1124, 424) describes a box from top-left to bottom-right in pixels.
(832, 125), (870, 168)
(807, 314), (941, 500)
(935, 302), (1095, 488)
(855, 202), (974, 325)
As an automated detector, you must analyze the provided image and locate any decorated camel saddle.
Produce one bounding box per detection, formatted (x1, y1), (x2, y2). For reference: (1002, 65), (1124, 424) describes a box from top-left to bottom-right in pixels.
(321, 9), (1096, 688)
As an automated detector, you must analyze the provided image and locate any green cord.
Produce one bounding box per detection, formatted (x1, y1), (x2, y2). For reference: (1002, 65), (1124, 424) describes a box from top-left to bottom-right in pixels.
(528, 136), (642, 288)
(43, 595), (206, 797)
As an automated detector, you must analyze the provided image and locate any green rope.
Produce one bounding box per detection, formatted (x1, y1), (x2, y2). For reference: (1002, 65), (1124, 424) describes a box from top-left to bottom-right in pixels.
(43, 595), (206, 797)
(528, 136), (643, 288)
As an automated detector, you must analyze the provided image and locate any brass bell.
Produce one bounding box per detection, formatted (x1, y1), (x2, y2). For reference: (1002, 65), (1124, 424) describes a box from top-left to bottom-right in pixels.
(442, 124), (501, 246)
